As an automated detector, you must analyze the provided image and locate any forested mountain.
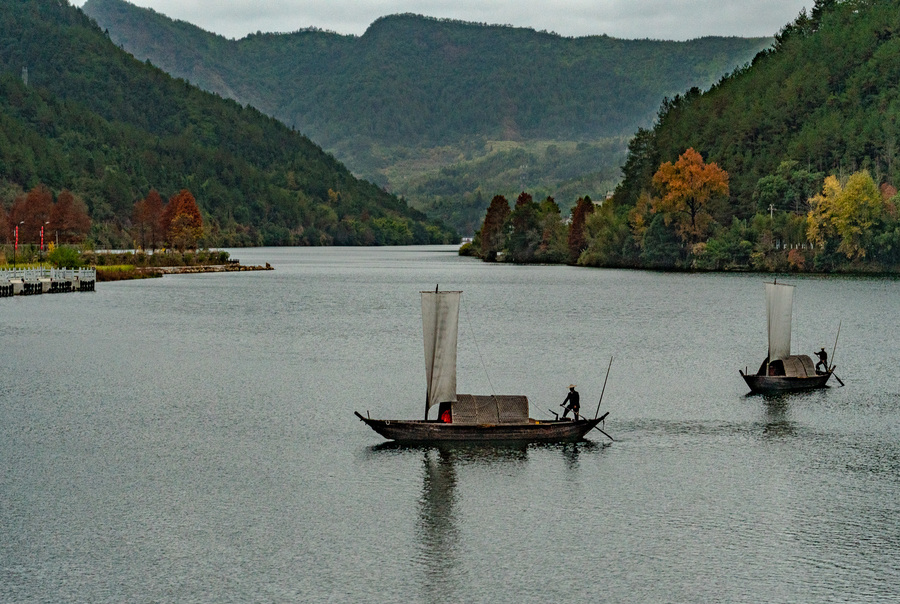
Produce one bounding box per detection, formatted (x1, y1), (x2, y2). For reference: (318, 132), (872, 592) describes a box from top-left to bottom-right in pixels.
(0, 0), (456, 248)
(576, 0), (900, 272)
(82, 0), (770, 234)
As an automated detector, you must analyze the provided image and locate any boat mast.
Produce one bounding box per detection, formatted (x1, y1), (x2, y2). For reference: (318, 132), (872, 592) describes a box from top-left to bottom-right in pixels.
(425, 284), (439, 420)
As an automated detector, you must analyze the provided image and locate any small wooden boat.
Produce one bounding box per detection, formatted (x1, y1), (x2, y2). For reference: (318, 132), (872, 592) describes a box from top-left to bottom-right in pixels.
(356, 289), (610, 443)
(740, 281), (833, 394)
(355, 409), (608, 443)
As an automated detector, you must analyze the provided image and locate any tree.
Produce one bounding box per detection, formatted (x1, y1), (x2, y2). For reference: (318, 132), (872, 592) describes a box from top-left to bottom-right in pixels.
(641, 213), (683, 268)
(651, 148), (729, 245)
(581, 200), (639, 268)
(477, 194), (510, 261)
(535, 196), (567, 263)
(50, 189), (91, 244)
(0, 203), (7, 245)
(9, 185), (53, 244)
(507, 192), (540, 262)
(807, 170), (883, 261)
(164, 189), (204, 250)
(132, 189), (164, 250)
(567, 196), (596, 264)
(754, 161), (823, 214)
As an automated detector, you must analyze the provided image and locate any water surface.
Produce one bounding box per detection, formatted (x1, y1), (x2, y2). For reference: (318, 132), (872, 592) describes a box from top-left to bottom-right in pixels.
(2, 247), (898, 602)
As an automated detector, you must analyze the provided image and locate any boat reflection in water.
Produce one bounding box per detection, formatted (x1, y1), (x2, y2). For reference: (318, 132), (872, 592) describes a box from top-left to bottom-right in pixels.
(368, 440), (607, 600)
(760, 396), (798, 438)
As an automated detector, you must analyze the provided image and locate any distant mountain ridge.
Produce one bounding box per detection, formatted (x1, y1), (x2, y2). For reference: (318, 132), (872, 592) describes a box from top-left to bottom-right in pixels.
(82, 0), (772, 233)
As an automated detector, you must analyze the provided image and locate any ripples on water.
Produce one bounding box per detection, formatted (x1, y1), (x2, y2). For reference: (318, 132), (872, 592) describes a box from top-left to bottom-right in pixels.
(2, 247), (899, 603)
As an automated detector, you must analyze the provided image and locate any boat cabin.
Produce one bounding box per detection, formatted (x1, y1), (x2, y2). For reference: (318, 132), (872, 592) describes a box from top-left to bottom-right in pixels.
(437, 395), (530, 425)
(757, 354), (817, 377)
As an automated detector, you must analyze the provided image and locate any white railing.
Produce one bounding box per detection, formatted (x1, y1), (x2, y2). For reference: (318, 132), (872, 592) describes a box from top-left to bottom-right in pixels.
(0, 267), (96, 281)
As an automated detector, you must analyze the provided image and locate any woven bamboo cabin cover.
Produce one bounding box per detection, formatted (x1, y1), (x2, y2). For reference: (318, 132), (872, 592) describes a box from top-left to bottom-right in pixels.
(452, 395), (529, 425)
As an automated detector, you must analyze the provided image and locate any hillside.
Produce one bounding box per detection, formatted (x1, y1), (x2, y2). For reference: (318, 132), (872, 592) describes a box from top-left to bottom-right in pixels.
(579, 0), (900, 272)
(81, 0), (771, 233)
(0, 0), (456, 248)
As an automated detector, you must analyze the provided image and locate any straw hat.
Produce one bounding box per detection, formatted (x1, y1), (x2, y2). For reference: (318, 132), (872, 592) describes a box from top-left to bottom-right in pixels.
(569, 384), (576, 389)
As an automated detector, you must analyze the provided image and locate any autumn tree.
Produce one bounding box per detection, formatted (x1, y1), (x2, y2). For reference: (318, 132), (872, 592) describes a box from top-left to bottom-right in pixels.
(50, 190), (91, 244)
(132, 189), (164, 250)
(163, 189), (204, 250)
(477, 194), (510, 261)
(651, 148), (729, 245)
(567, 196), (596, 264)
(807, 170), (883, 261)
(8, 185), (54, 245)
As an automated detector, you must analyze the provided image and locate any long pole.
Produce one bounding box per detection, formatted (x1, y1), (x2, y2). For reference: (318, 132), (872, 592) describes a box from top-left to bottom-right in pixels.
(830, 320), (841, 372)
(594, 356), (613, 419)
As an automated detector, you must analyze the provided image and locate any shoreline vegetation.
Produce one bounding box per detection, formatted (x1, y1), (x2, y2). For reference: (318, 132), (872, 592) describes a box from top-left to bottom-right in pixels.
(461, 2), (900, 275)
(1, 246), (272, 282)
(459, 164), (900, 276)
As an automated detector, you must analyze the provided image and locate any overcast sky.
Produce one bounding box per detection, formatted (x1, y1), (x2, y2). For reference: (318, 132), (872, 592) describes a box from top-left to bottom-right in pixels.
(72, 1), (811, 41)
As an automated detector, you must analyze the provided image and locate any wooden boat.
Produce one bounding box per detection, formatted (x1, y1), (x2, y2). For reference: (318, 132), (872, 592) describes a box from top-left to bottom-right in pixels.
(740, 281), (833, 394)
(356, 289), (610, 443)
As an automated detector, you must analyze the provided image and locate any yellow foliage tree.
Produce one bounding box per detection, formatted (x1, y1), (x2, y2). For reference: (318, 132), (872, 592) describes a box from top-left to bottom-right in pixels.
(806, 171), (883, 260)
(651, 148), (729, 244)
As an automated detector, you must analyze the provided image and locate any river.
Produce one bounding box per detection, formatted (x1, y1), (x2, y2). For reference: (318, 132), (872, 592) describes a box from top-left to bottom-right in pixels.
(2, 246), (898, 602)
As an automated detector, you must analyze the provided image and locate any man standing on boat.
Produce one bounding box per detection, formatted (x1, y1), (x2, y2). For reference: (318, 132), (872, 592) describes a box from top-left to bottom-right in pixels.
(815, 347), (828, 373)
(561, 385), (580, 420)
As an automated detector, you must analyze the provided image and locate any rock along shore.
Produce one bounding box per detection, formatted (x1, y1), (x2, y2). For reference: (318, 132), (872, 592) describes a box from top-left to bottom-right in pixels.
(137, 263), (273, 274)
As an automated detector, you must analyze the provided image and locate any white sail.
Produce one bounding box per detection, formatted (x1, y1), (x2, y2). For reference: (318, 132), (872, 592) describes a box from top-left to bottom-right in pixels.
(765, 282), (794, 362)
(421, 290), (461, 413)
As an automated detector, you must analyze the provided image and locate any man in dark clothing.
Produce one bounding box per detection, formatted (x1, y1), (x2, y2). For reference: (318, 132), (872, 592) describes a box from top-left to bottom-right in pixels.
(815, 347), (828, 373)
(561, 384), (580, 420)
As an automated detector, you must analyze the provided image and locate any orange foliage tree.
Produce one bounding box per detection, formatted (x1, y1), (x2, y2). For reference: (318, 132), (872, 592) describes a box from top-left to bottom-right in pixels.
(162, 189), (203, 250)
(50, 190), (91, 244)
(651, 148), (729, 245)
(133, 189), (165, 250)
(477, 194), (510, 261)
(9, 185), (53, 244)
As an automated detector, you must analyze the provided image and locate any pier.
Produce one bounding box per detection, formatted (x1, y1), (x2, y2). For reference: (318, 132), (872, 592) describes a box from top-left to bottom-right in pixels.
(0, 267), (96, 297)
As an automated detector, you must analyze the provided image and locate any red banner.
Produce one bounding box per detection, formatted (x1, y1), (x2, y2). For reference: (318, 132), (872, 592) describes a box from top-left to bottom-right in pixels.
(14, 225), (18, 250)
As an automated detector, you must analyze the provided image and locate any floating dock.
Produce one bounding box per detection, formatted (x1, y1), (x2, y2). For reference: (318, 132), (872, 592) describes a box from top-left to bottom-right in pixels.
(0, 268), (96, 297)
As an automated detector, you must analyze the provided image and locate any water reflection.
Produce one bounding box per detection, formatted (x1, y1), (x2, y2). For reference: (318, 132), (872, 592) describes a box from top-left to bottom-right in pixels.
(761, 396), (797, 438)
(417, 447), (460, 604)
(366, 440), (606, 602)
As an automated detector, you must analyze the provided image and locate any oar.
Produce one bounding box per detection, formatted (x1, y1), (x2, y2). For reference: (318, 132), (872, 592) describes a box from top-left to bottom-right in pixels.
(593, 423), (615, 441)
(594, 356), (613, 419)
(832, 371), (845, 387)
(591, 411), (614, 441)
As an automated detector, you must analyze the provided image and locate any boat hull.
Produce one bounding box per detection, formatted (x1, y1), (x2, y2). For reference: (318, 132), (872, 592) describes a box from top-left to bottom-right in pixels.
(740, 370), (832, 394)
(355, 412), (604, 443)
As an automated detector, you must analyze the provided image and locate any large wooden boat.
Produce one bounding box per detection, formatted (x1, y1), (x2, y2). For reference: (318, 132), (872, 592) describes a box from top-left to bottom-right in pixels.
(356, 289), (610, 443)
(740, 281), (833, 394)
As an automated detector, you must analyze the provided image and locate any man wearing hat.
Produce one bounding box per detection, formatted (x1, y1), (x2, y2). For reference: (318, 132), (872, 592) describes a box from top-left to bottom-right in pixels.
(815, 347), (828, 373)
(561, 384), (580, 420)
